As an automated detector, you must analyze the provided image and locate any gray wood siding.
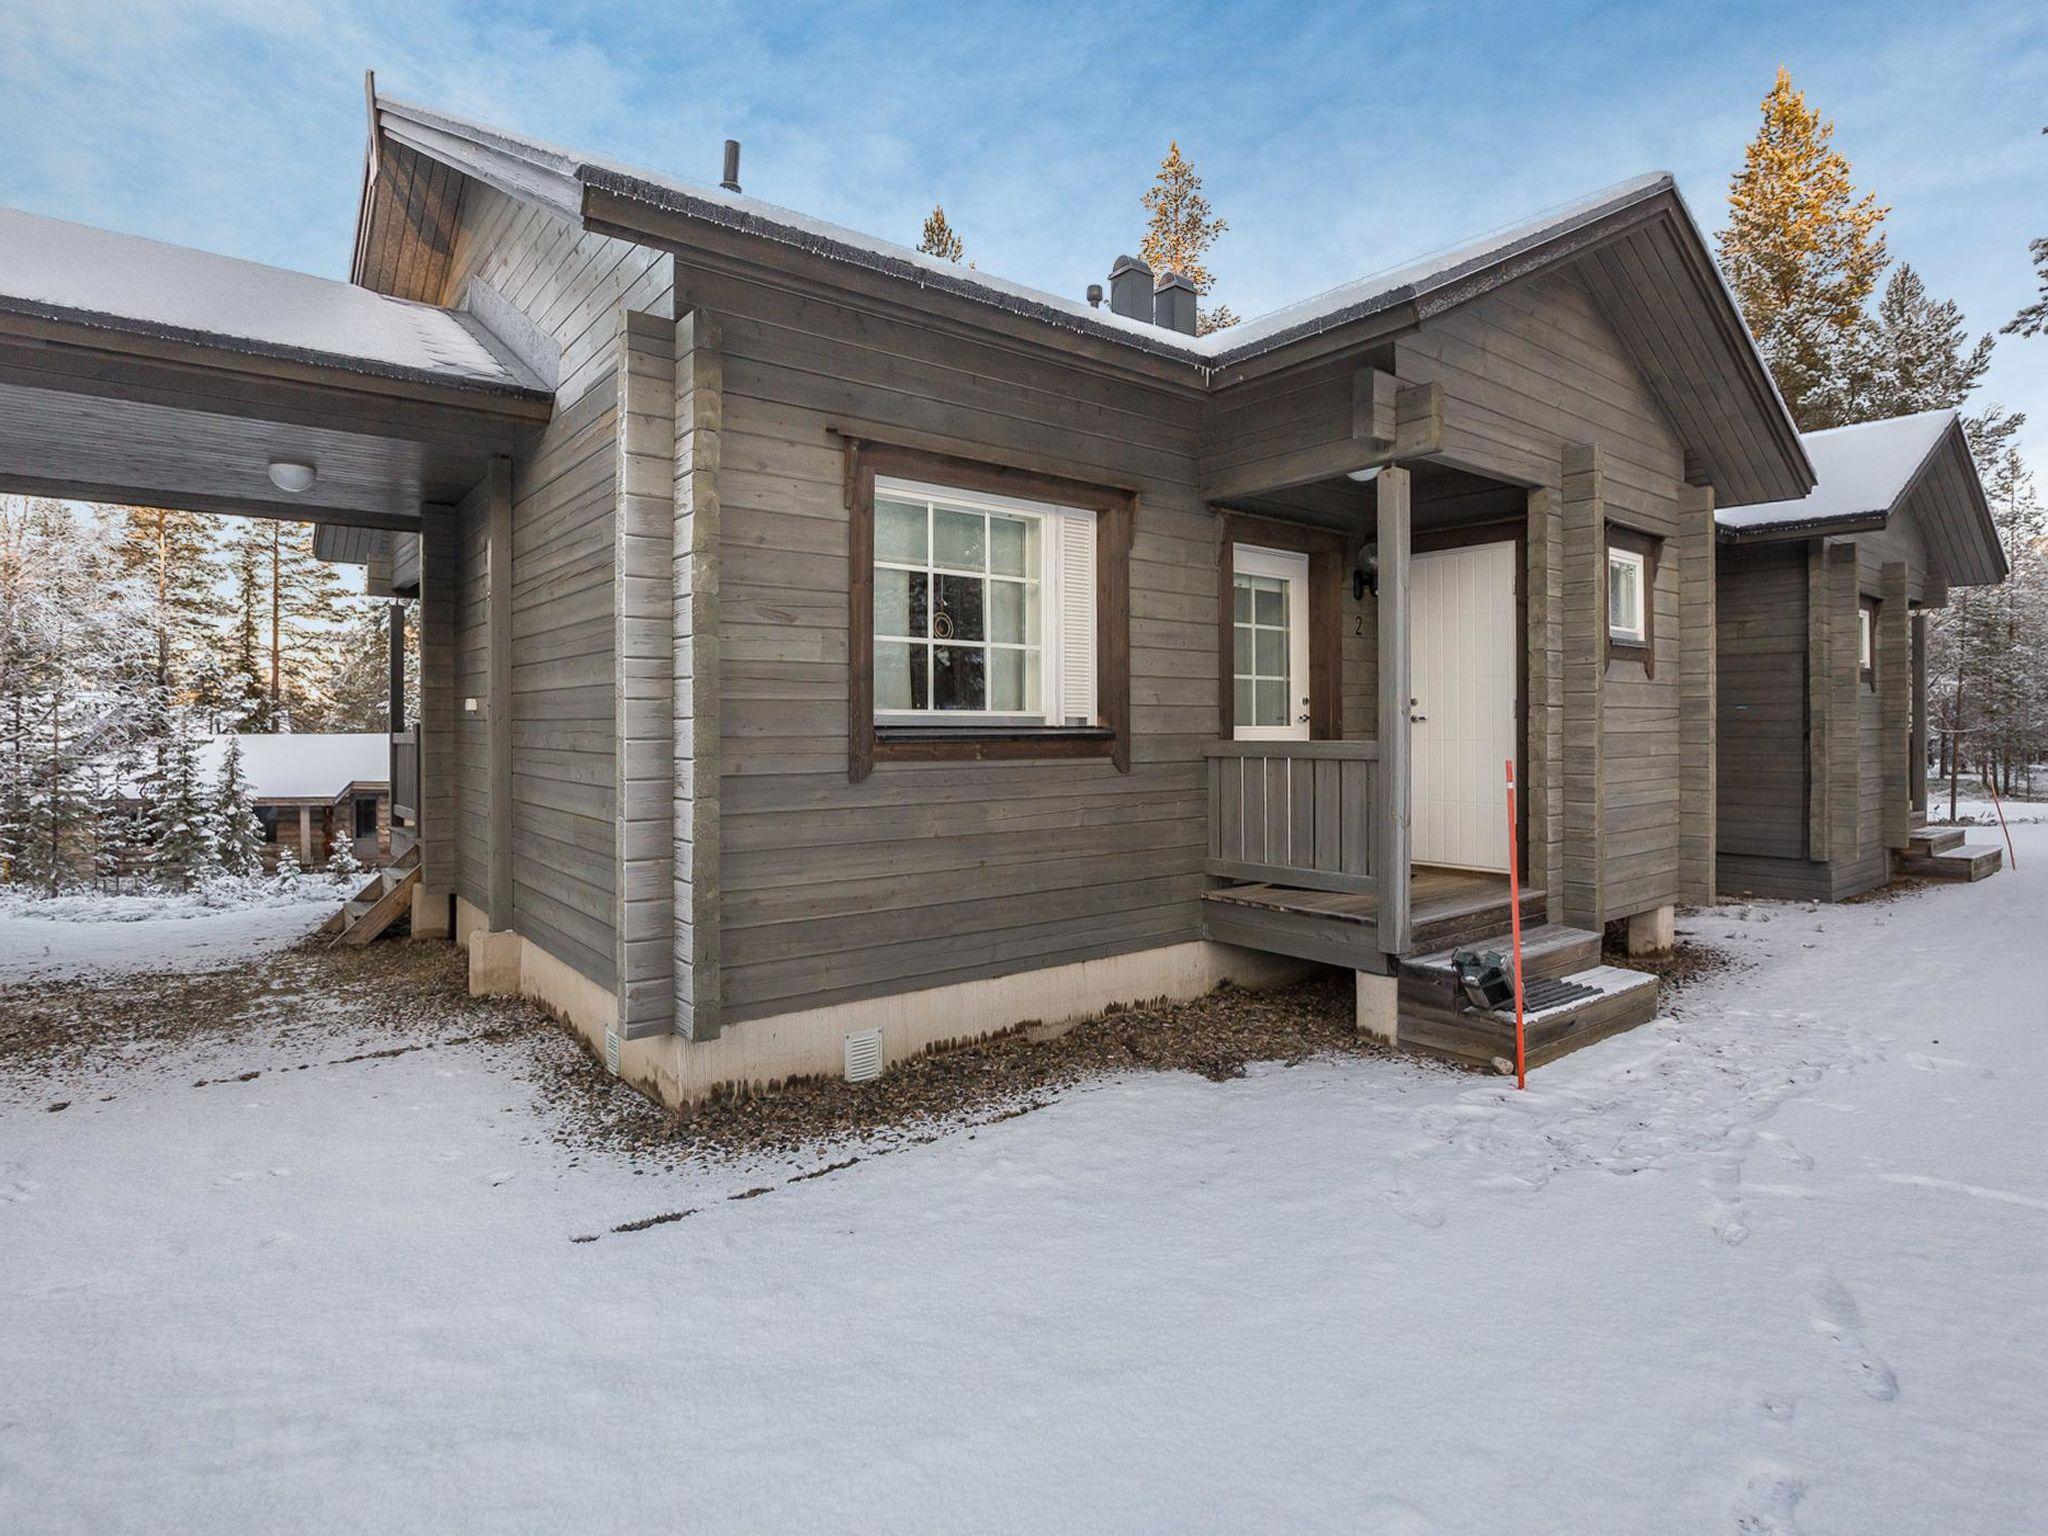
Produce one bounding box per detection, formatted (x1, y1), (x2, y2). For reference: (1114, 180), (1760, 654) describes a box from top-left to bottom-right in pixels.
(1397, 271), (1690, 923)
(678, 263), (1212, 1023)
(436, 186), (676, 992)
(1715, 543), (1807, 860)
(451, 477), (491, 913)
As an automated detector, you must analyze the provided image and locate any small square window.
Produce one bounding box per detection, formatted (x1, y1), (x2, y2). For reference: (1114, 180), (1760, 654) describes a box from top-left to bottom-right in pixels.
(1608, 547), (1647, 645)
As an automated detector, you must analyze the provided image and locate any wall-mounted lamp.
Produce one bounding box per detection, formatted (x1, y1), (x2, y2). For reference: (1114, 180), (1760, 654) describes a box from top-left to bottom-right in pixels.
(1353, 544), (1378, 601)
(268, 460), (317, 493)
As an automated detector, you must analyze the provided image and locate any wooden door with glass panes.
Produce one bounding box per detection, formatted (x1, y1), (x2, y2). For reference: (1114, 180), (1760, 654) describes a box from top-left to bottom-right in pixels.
(1231, 545), (1310, 741)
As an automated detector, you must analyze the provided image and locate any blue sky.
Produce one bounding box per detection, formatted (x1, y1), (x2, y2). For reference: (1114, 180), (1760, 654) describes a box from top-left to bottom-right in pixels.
(4, 0), (2046, 465)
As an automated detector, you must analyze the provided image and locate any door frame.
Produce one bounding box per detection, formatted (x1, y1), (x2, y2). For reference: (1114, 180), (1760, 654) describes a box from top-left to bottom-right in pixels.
(1231, 544), (1312, 740)
(1214, 512), (1347, 741)
(1411, 518), (1528, 880)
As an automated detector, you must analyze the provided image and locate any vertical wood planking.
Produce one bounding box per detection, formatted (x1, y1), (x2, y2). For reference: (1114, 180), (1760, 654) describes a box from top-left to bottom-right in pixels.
(1806, 541), (1831, 863)
(613, 309), (677, 1040)
(1909, 611), (1928, 818)
(1879, 560), (1911, 850)
(1560, 444), (1606, 931)
(674, 308), (724, 1040)
(418, 505), (460, 923)
(1677, 481), (1715, 904)
(486, 456), (515, 928)
(1825, 542), (1861, 862)
(1525, 483), (1563, 919)
(1376, 465), (1411, 955)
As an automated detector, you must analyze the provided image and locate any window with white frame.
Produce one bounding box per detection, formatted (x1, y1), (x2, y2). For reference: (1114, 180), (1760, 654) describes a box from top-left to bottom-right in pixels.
(1608, 546), (1647, 645)
(1859, 601), (1876, 682)
(871, 477), (1097, 725)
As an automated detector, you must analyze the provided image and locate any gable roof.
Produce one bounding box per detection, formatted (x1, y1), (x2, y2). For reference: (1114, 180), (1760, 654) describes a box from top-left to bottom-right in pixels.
(0, 205), (544, 400)
(1719, 409), (2006, 586)
(358, 88), (1811, 503)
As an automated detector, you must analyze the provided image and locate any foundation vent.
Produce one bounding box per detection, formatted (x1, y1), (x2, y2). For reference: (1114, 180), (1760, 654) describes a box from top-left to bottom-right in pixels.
(604, 1027), (621, 1075)
(843, 1028), (884, 1084)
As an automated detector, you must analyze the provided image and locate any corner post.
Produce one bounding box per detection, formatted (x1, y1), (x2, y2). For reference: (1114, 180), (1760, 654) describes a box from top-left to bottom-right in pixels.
(1879, 560), (1911, 850)
(1824, 542), (1860, 860)
(1910, 609), (1928, 820)
(612, 308), (680, 1043)
(485, 455), (514, 930)
(413, 504), (458, 937)
(1525, 484), (1563, 921)
(1678, 481), (1716, 905)
(1560, 444), (1606, 932)
(1375, 464), (1411, 959)
(673, 308), (724, 1041)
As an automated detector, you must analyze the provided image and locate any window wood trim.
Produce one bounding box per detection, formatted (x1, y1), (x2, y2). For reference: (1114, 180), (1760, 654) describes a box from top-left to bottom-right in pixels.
(846, 438), (1132, 782)
(1215, 512), (1347, 741)
(1605, 523), (1658, 677)
(1859, 596), (1879, 689)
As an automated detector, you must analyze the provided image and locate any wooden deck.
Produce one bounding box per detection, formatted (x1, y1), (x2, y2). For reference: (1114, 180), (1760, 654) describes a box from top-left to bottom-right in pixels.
(1201, 867), (1546, 973)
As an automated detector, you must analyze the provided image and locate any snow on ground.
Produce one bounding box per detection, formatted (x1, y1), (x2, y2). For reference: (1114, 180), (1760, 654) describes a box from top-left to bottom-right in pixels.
(3, 835), (2047, 1533)
(0, 882), (342, 983)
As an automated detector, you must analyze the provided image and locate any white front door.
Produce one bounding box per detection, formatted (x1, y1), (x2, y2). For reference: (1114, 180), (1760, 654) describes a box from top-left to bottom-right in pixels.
(1232, 545), (1310, 741)
(1409, 540), (1518, 872)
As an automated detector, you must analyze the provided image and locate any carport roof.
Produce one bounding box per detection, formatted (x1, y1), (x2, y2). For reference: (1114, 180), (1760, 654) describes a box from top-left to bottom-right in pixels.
(0, 205), (542, 398)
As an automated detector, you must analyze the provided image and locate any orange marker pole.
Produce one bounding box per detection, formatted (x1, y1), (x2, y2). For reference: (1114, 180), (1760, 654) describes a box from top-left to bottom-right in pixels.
(1505, 759), (1527, 1091)
(1987, 772), (2018, 871)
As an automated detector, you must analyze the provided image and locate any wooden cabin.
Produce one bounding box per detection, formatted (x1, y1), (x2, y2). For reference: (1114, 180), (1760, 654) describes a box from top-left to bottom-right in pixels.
(1717, 411), (2007, 901)
(1, 83), (1825, 1100)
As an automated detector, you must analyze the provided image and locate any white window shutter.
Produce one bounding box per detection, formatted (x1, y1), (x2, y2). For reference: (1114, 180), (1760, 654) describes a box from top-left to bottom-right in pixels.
(1058, 510), (1098, 725)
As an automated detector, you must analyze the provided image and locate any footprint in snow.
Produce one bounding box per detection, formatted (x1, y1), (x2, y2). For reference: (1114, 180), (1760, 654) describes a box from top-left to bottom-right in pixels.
(1903, 1053), (1993, 1078)
(1379, 1181), (1446, 1230)
(1734, 1467), (1807, 1534)
(1814, 1274), (1900, 1401)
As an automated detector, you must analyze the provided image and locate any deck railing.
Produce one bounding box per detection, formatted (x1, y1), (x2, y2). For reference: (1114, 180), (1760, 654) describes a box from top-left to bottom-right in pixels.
(1205, 740), (1381, 895)
(391, 729), (419, 822)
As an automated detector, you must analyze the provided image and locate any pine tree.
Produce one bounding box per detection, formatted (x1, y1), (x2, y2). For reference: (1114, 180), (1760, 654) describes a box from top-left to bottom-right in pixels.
(274, 839), (300, 890)
(1718, 69), (1888, 429)
(219, 521), (271, 727)
(918, 204), (966, 263)
(1852, 264), (1995, 420)
(148, 708), (217, 888)
(115, 504), (225, 694)
(265, 521), (352, 730)
(1140, 141), (1235, 333)
(328, 829), (361, 881)
(211, 735), (264, 878)
(322, 604), (398, 732)
(2006, 126), (2048, 338)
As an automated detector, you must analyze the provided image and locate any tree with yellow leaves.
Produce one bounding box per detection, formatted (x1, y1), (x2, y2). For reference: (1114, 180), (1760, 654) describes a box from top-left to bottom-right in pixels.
(1141, 141), (1236, 333)
(917, 204), (966, 264)
(1718, 68), (1888, 428)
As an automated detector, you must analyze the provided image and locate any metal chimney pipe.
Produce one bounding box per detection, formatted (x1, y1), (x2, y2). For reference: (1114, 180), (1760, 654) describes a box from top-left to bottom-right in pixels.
(1086, 283), (1104, 309)
(721, 140), (742, 194)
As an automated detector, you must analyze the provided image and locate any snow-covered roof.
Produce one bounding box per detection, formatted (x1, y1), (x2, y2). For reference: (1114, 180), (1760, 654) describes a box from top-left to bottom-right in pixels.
(1718, 410), (1956, 534)
(136, 734), (390, 802)
(373, 93), (1675, 368)
(0, 205), (542, 396)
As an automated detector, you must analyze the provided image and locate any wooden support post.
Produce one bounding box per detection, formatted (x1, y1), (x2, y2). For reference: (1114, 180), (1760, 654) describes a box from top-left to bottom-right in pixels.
(1525, 484), (1563, 922)
(387, 600), (406, 734)
(673, 308), (724, 1041)
(297, 805), (312, 867)
(1560, 444), (1606, 932)
(1805, 540), (1830, 862)
(1910, 610), (1929, 820)
(485, 456), (514, 931)
(1824, 542), (1860, 862)
(1678, 482), (1716, 905)
(613, 309), (679, 1043)
(1375, 464), (1411, 959)
(1879, 561), (1911, 851)
(414, 505), (458, 937)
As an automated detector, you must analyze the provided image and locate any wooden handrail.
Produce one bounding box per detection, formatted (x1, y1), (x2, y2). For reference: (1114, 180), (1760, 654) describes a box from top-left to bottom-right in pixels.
(1203, 739), (1379, 760)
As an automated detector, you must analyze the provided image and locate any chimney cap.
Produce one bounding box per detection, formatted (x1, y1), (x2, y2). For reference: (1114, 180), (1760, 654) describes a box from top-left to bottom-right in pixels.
(1109, 253), (1153, 280)
(1154, 269), (1197, 294)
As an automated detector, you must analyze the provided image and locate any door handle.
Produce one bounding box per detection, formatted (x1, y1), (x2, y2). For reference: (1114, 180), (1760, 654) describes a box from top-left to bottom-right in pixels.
(1411, 714), (1428, 723)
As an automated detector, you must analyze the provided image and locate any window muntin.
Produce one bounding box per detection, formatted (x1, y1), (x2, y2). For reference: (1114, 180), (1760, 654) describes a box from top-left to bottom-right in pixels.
(1608, 547), (1647, 645)
(1233, 573), (1293, 728)
(872, 478), (1081, 723)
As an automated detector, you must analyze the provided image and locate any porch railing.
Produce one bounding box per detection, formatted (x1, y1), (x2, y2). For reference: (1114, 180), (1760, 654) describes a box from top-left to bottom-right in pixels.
(1204, 740), (1380, 894)
(391, 729), (419, 823)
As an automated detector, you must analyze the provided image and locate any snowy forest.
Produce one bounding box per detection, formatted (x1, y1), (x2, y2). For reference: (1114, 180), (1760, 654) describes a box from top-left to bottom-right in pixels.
(0, 501), (401, 894)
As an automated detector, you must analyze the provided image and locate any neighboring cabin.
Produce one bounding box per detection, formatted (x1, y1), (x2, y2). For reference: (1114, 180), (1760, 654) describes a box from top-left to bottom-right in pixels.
(143, 735), (394, 872)
(1716, 410), (2008, 900)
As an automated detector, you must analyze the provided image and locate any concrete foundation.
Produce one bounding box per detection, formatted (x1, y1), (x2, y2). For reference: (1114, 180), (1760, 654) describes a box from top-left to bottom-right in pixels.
(1627, 903), (1676, 957)
(408, 884), (451, 939)
(1355, 971), (1399, 1046)
(443, 898), (1312, 1109)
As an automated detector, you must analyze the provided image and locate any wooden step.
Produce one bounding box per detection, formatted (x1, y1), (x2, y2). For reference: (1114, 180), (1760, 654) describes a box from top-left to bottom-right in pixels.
(1396, 958), (1660, 1072)
(1401, 924), (1602, 990)
(1896, 844), (2003, 882)
(330, 865), (421, 948)
(1908, 827), (1966, 856)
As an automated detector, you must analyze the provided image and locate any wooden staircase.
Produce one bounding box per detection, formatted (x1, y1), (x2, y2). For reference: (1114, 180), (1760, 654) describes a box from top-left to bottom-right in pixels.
(321, 853), (422, 947)
(1896, 826), (2004, 882)
(1395, 924), (1662, 1071)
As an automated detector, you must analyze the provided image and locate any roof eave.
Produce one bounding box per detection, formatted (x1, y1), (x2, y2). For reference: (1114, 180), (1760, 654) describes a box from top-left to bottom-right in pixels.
(1716, 509), (1891, 542)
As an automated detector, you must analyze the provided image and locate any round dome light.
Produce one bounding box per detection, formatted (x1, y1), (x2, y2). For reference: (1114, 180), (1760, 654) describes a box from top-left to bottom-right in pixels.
(268, 460), (317, 493)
